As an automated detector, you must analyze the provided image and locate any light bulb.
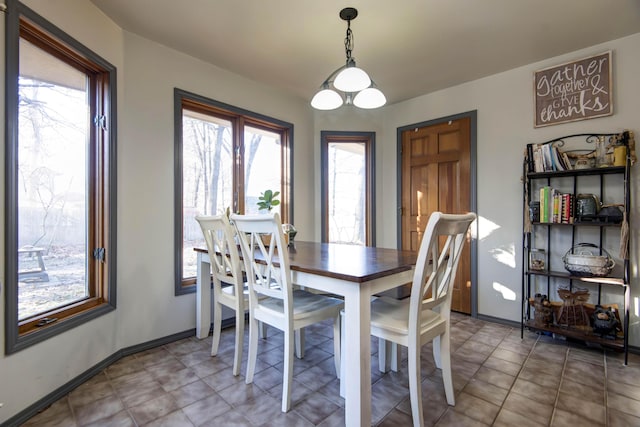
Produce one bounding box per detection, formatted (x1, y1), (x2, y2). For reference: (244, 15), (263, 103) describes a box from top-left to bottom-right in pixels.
(353, 87), (386, 109)
(311, 88), (343, 110)
(333, 66), (371, 92)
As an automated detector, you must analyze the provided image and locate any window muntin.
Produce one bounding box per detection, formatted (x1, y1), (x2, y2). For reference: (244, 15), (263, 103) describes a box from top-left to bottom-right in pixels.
(321, 132), (375, 246)
(5, 3), (116, 353)
(176, 91), (292, 291)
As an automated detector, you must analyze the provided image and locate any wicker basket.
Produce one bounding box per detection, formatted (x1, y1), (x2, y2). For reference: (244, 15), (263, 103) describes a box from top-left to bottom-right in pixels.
(562, 243), (614, 277)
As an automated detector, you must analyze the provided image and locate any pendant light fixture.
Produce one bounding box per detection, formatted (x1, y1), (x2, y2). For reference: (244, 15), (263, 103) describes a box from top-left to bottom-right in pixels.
(311, 7), (386, 110)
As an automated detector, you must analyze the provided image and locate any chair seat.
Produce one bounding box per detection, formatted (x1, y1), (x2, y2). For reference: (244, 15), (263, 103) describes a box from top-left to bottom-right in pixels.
(259, 289), (343, 321)
(371, 297), (444, 335)
(221, 283), (248, 297)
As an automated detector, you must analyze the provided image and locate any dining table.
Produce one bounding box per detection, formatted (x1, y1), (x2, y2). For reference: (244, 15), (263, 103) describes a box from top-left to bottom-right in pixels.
(194, 240), (417, 427)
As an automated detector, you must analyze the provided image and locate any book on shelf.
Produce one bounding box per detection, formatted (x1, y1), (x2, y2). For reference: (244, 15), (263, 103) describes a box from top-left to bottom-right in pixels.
(526, 143), (573, 172)
(537, 187), (573, 224)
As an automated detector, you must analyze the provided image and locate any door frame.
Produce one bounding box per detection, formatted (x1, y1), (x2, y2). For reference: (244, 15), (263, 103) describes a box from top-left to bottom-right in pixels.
(396, 110), (478, 317)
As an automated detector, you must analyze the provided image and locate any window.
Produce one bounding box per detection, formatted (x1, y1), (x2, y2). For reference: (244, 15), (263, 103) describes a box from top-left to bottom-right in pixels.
(321, 131), (375, 245)
(5, 3), (117, 353)
(175, 90), (292, 292)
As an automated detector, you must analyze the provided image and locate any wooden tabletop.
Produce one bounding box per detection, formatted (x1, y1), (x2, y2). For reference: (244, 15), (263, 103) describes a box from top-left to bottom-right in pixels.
(196, 240), (418, 283)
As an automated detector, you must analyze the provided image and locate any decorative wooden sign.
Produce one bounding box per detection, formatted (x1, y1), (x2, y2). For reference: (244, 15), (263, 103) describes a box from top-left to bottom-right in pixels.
(534, 51), (612, 128)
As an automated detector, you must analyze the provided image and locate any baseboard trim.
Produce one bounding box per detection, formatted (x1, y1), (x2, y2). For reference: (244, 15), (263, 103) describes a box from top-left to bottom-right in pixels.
(3, 328), (196, 427)
(476, 313), (520, 328)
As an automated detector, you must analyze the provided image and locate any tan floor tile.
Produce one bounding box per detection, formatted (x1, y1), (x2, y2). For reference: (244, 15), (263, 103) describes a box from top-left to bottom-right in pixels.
(74, 395), (125, 426)
(502, 392), (553, 426)
(181, 394), (232, 426)
(608, 408), (640, 427)
(68, 380), (116, 408)
(18, 318), (640, 427)
(491, 347), (527, 365)
(556, 391), (605, 424)
(511, 378), (557, 406)
(481, 355), (522, 376)
(169, 379), (216, 408)
(608, 391), (640, 418)
(144, 409), (195, 426)
(560, 378), (604, 404)
(294, 393), (340, 425)
(128, 393), (179, 425)
(21, 399), (74, 426)
(435, 407), (490, 426)
(608, 378), (640, 401)
(493, 408), (546, 427)
(377, 408), (414, 427)
(83, 410), (136, 427)
(463, 378), (508, 406)
(473, 366), (516, 390)
(200, 409), (253, 427)
(551, 408), (605, 426)
(451, 391), (500, 425)
(518, 365), (561, 389)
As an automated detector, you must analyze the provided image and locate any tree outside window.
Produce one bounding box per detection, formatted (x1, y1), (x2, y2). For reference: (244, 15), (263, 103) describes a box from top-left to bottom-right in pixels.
(175, 90), (292, 292)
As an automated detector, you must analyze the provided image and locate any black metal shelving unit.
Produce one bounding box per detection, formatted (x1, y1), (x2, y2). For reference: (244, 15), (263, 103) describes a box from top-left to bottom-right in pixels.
(521, 132), (632, 365)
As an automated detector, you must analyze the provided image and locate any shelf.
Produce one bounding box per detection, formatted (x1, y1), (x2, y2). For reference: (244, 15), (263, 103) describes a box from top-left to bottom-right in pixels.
(531, 221), (622, 227)
(527, 166), (625, 179)
(526, 269), (626, 286)
(524, 320), (624, 350)
(523, 132), (631, 365)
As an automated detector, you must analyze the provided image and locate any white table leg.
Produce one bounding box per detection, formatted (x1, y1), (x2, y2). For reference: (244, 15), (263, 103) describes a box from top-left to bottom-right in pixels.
(343, 287), (371, 427)
(196, 252), (211, 339)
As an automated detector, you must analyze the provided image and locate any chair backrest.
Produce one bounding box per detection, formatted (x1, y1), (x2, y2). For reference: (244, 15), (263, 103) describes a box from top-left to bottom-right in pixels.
(230, 213), (292, 314)
(195, 215), (243, 296)
(409, 212), (476, 333)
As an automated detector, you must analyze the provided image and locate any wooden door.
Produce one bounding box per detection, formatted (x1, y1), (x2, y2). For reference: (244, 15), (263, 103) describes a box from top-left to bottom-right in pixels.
(401, 117), (472, 313)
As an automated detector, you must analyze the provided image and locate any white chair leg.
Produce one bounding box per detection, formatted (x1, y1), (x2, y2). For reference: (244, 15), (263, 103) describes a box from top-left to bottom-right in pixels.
(390, 342), (399, 372)
(333, 313), (341, 378)
(378, 339), (390, 373)
(211, 302), (222, 356)
(245, 315), (259, 384)
(258, 321), (267, 339)
(432, 334), (442, 369)
(408, 341), (424, 427)
(440, 331), (455, 406)
(295, 328), (305, 359)
(340, 311), (345, 397)
(282, 329), (294, 412)
(378, 339), (400, 373)
(232, 308), (244, 376)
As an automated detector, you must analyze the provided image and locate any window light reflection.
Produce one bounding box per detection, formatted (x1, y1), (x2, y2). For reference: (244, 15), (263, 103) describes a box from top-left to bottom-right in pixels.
(493, 282), (517, 301)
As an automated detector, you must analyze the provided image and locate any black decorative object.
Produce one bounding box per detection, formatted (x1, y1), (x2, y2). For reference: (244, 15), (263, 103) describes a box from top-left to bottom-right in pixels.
(591, 305), (619, 337)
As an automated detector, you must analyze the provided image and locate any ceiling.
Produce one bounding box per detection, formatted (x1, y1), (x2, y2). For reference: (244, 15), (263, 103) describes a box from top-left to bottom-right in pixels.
(90, 0), (640, 106)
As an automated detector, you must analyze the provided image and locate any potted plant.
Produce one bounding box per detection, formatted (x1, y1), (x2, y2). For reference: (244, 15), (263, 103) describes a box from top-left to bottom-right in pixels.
(257, 189), (280, 212)
(257, 189), (280, 246)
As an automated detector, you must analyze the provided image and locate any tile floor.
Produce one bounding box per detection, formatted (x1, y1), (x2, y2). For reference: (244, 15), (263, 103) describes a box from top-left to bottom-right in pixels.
(22, 312), (640, 426)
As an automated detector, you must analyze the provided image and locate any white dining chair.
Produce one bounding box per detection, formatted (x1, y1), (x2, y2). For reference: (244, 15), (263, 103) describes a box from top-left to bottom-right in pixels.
(195, 214), (249, 377)
(231, 213), (343, 413)
(369, 211), (475, 427)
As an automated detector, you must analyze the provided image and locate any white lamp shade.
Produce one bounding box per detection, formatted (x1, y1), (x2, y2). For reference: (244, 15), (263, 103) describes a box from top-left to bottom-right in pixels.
(353, 87), (386, 109)
(311, 88), (343, 110)
(333, 66), (371, 92)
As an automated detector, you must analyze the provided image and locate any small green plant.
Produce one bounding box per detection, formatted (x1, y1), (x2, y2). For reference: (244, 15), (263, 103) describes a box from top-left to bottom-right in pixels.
(257, 189), (280, 211)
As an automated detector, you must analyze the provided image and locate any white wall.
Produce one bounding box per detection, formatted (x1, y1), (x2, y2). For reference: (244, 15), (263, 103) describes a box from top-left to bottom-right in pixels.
(0, 0), (315, 423)
(1, 0), (639, 422)
(315, 32), (640, 347)
(380, 34), (640, 337)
